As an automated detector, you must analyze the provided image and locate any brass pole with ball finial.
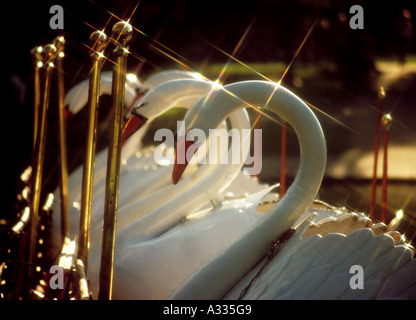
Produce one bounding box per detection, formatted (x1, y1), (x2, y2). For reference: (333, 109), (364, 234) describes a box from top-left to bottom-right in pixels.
(77, 30), (107, 271)
(53, 35), (70, 240)
(30, 45), (43, 152)
(27, 42), (57, 281)
(98, 21), (132, 300)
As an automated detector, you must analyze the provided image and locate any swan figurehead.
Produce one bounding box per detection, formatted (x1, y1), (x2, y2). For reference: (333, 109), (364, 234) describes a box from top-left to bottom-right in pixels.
(169, 80), (327, 299)
(64, 70), (205, 116)
(121, 78), (214, 145)
(64, 71), (143, 115)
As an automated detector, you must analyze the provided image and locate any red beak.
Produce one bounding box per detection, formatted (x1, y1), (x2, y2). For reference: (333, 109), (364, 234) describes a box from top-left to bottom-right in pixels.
(122, 113), (146, 147)
(172, 139), (196, 185)
(64, 108), (72, 120)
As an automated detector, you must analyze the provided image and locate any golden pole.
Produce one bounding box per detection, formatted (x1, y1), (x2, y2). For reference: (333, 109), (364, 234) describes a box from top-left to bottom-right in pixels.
(53, 35), (70, 240)
(77, 30), (107, 270)
(98, 21), (132, 300)
(14, 45), (43, 299)
(27, 43), (57, 280)
(74, 259), (91, 300)
(30, 46), (43, 152)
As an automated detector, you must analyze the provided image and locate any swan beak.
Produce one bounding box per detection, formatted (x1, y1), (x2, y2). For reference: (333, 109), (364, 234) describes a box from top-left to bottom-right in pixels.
(172, 139), (196, 185)
(121, 113), (147, 146)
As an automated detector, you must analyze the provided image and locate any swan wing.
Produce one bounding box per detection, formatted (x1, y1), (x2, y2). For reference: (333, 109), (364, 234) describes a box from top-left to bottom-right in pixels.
(237, 228), (416, 300)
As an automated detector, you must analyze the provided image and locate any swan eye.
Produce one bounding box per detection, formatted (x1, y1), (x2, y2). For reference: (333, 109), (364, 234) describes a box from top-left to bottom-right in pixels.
(132, 101), (149, 114)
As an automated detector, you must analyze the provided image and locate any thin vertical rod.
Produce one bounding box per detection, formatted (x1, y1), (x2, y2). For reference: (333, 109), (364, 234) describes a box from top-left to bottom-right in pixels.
(98, 21), (132, 300)
(77, 31), (107, 270)
(54, 36), (70, 239)
(31, 46), (43, 152)
(381, 128), (388, 223)
(16, 45), (43, 299)
(370, 87), (385, 219)
(27, 44), (56, 279)
(381, 113), (392, 224)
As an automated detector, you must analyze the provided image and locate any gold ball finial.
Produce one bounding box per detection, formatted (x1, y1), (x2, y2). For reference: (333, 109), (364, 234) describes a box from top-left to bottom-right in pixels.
(382, 113), (392, 130)
(42, 43), (57, 65)
(111, 21), (133, 46)
(53, 36), (66, 51)
(30, 46), (43, 61)
(90, 30), (107, 53)
(378, 86), (386, 99)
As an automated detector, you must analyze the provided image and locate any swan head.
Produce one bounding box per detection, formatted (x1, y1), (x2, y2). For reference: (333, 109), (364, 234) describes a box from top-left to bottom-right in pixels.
(172, 80), (327, 193)
(64, 71), (143, 116)
(121, 106), (148, 145)
(122, 78), (215, 146)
